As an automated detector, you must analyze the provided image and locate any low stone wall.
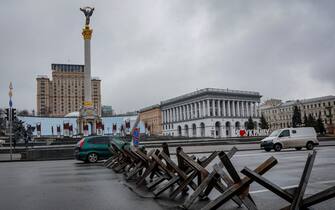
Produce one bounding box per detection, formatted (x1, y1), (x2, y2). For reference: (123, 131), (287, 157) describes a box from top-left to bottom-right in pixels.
(21, 147), (75, 161)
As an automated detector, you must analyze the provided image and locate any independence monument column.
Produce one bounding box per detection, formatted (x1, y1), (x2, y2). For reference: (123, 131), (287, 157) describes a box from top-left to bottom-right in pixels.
(81, 7), (94, 106)
(78, 7), (100, 136)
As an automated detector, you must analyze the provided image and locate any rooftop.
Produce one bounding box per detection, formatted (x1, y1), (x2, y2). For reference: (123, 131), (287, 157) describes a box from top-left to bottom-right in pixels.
(262, 95), (335, 109)
(51, 63), (84, 73)
(139, 104), (160, 113)
(161, 88), (261, 105)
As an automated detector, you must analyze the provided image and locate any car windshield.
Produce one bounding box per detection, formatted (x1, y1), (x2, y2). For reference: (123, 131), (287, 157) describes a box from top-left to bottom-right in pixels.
(269, 130), (281, 137)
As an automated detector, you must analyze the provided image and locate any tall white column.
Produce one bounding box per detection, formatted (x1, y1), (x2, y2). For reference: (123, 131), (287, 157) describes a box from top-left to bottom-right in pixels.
(163, 110), (166, 123)
(162, 110), (165, 124)
(169, 109), (172, 123)
(232, 101), (235, 117)
(202, 101), (206, 117)
(218, 100), (221, 116)
(227, 101), (231, 117)
(186, 104), (189, 120)
(246, 102), (250, 117)
(164, 110), (167, 123)
(179, 106), (181, 121)
(185, 105), (188, 120)
(197, 102), (200, 118)
(178, 107), (181, 121)
(83, 28), (92, 104)
(253, 102), (257, 117)
(190, 103), (194, 119)
(207, 100), (210, 116)
(237, 101), (240, 117)
(241, 101), (245, 117)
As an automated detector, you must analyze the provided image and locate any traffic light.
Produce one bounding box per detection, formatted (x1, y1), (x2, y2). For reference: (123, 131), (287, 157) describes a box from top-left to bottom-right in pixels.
(11, 108), (16, 120)
(5, 108), (9, 121)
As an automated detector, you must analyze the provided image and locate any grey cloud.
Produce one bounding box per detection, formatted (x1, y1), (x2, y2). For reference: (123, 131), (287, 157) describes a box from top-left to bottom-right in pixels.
(0, 0), (334, 113)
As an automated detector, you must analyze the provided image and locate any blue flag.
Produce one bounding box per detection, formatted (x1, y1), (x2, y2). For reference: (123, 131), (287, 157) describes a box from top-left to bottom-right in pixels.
(9, 99), (13, 108)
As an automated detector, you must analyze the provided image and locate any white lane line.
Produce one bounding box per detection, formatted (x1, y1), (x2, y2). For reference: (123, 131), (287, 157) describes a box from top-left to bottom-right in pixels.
(235, 153), (308, 158)
(250, 179), (335, 194)
(250, 184), (298, 194)
(235, 147), (335, 158)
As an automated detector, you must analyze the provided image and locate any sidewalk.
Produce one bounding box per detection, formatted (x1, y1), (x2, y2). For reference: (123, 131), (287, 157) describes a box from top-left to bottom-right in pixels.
(0, 153), (21, 161)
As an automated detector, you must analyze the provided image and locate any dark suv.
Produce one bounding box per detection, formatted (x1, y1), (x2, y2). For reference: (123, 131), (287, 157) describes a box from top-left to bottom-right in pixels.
(75, 136), (113, 163)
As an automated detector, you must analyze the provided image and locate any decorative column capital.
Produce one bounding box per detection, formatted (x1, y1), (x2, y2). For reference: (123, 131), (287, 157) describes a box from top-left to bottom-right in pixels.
(82, 26), (93, 40)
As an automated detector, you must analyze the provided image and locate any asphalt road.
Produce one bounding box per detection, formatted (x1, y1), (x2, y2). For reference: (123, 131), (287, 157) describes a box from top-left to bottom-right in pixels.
(0, 147), (334, 210)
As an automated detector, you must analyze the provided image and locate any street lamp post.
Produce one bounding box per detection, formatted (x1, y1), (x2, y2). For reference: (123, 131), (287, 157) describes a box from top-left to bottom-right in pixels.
(9, 82), (13, 161)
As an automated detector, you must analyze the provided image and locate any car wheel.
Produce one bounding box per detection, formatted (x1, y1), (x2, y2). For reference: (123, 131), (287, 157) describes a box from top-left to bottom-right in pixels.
(274, 143), (282, 152)
(87, 153), (98, 163)
(265, 148), (271, 152)
(306, 142), (314, 150)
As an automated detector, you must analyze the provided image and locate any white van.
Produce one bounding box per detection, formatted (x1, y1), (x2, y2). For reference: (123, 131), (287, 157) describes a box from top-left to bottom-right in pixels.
(260, 127), (319, 152)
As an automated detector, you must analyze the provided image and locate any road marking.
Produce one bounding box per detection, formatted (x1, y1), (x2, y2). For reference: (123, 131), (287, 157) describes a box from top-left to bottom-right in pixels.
(250, 179), (335, 194)
(250, 184), (298, 194)
(235, 147), (335, 158)
(235, 152), (309, 158)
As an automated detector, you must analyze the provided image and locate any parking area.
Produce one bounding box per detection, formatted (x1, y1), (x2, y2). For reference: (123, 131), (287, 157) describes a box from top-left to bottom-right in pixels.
(0, 146), (334, 210)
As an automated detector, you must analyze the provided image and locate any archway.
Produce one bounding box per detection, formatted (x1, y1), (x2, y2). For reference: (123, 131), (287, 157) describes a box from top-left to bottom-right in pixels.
(177, 125), (182, 136)
(225, 121), (231, 137)
(192, 123), (197, 137)
(235, 121), (241, 130)
(200, 122), (205, 137)
(184, 124), (189, 137)
(215, 121), (221, 138)
(244, 121), (248, 129)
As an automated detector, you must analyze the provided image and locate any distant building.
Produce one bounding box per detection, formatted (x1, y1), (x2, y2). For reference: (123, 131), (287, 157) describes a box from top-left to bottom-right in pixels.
(161, 88), (262, 138)
(260, 96), (335, 134)
(101, 105), (114, 117)
(36, 64), (101, 117)
(139, 104), (162, 136)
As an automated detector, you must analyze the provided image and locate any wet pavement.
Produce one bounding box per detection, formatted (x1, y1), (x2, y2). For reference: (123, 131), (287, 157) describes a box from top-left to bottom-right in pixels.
(0, 146), (335, 210)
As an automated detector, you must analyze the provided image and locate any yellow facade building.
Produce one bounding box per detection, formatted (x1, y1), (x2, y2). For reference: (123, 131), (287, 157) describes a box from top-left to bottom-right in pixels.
(139, 104), (162, 136)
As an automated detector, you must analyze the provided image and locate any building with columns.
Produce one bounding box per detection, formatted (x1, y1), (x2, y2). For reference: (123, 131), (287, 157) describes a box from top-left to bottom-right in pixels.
(161, 88), (262, 138)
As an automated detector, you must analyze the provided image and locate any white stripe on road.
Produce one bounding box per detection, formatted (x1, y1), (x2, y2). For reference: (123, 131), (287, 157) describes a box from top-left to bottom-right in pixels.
(235, 153), (309, 158)
(235, 147), (335, 158)
(250, 179), (335, 194)
(250, 184), (298, 194)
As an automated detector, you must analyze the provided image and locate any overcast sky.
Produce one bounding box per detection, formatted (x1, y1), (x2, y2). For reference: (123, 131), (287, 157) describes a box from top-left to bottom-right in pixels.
(0, 0), (334, 113)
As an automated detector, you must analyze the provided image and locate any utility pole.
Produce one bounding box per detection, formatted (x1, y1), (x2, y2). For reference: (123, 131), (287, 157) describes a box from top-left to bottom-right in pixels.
(9, 82), (13, 161)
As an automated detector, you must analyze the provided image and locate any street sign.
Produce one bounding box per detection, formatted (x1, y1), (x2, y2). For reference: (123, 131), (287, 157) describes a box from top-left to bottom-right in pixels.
(132, 128), (140, 147)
